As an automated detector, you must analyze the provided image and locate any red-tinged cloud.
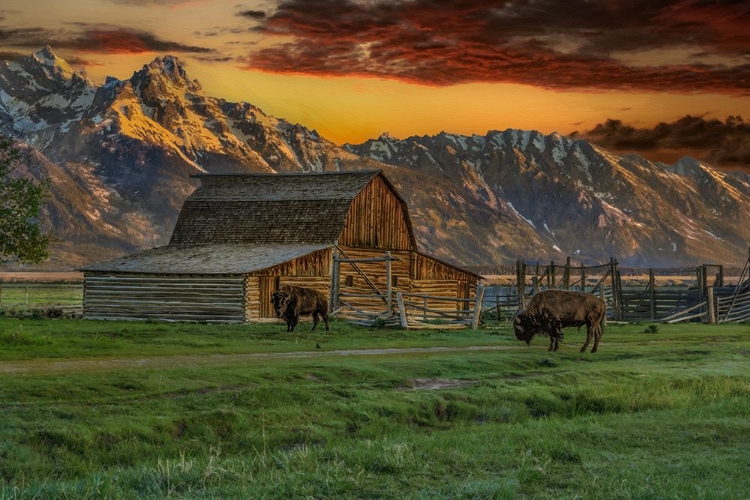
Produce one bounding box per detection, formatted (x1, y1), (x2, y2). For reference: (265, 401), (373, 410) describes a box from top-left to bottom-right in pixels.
(240, 0), (750, 94)
(70, 28), (214, 54)
(0, 25), (212, 55)
(577, 115), (750, 172)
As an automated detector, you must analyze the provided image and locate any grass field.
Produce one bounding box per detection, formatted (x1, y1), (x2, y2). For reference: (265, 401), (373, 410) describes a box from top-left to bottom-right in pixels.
(1, 318), (749, 499)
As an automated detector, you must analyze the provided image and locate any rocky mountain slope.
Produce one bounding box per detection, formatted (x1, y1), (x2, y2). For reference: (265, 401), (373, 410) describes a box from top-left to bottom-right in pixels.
(2, 48), (749, 269)
(346, 132), (750, 267)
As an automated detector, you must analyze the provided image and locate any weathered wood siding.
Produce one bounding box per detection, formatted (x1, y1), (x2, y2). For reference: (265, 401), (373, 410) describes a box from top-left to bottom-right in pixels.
(248, 248), (333, 319)
(336, 247), (411, 315)
(410, 280), (475, 314)
(338, 176), (412, 250)
(83, 274), (246, 323)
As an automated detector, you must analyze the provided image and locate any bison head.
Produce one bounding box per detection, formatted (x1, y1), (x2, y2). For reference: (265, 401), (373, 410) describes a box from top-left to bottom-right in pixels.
(513, 309), (533, 345)
(271, 289), (292, 319)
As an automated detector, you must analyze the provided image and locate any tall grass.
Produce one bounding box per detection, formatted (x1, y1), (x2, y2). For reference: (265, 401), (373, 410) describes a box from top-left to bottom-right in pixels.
(0, 319), (749, 498)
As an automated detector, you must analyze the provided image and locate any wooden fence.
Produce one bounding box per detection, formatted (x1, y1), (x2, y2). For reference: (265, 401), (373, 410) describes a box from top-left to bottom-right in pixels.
(394, 288), (484, 330)
(481, 251), (750, 325)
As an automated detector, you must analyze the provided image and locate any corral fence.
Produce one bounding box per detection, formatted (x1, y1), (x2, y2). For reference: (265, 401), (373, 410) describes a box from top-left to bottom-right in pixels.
(480, 257), (621, 323)
(330, 249), (483, 329)
(479, 249), (750, 325)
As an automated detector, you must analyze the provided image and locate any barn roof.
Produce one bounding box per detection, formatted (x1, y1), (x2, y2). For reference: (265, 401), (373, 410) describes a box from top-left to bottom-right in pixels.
(169, 170), (386, 246)
(80, 244), (331, 274)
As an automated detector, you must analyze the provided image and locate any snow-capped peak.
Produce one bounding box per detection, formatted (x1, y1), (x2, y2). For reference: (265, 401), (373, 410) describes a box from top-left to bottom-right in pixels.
(32, 46), (75, 81)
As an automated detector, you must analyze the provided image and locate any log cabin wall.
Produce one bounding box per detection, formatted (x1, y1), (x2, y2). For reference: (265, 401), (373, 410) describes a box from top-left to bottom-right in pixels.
(247, 248), (333, 319)
(83, 273), (246, 323)
(411, 253), (478, 312)
(338, 175), (413, 250)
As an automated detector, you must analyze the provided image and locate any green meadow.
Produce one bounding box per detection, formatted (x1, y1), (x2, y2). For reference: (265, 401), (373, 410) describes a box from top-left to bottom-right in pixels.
(1, 318), (749, 499)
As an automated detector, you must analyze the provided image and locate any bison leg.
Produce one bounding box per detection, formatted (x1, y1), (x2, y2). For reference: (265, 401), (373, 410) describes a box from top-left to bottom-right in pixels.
(591, 324), (602, 353)
(322, 309), (330, 331)
(580, 324), (593, 352)
(312, 311), (320, 331)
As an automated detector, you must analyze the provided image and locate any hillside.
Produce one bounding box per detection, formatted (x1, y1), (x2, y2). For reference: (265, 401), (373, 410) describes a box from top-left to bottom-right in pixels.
(2, 48), (749, 269)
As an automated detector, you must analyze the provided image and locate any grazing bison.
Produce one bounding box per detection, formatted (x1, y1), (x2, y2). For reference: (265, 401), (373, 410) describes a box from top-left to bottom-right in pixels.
(513, 289), (606, 353)
(270, 285), (330, 332)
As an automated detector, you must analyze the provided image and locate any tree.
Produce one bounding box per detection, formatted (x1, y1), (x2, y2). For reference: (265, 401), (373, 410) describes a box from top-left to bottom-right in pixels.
(0, 133), (50, 264)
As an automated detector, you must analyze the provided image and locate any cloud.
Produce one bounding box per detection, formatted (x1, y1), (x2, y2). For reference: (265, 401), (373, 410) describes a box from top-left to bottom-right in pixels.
(0, 25), (213, 55)
(69, 28), (214, 54)
(238, 9), (266, 20)
(105, 0), (197, 5)
(238, 0), (750, 93)
(578, 115), (750, 171)
(0, 50), (24, 61)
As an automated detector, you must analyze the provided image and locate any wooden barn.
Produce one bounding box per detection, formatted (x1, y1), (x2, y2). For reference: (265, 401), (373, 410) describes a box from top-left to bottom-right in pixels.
(81, 170), (481, 323)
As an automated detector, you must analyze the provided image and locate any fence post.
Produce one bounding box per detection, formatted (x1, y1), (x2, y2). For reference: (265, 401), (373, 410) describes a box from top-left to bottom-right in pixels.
(550, 261), (556, 288)
(707, 287), (716, 324)
(649, 269), (656, 321)
(471, 285), (485, 330)
(580, 265), (586, 293)
(564, 257), (571, 290)
(397, 292), (408, 329)
(330, 251), (340, 313)
(613, 261), (623, 321)
(517, 259), (526, 309)
(385, 251), (392, 313)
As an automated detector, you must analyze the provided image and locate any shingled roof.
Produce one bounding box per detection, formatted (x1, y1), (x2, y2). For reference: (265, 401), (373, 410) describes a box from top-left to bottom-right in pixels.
(82, 170), (412, 274)
(169, 170), (383, 246)
(81, 244), (330, 274)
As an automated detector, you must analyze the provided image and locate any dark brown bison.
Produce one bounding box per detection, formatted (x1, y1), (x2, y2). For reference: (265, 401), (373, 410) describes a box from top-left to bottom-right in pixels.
(270, 285), (330, 332)
(513, 289), (606, 353)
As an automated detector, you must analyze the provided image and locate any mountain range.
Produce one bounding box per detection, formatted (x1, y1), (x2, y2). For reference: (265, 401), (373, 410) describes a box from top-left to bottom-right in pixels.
(1, 48), (749, 270)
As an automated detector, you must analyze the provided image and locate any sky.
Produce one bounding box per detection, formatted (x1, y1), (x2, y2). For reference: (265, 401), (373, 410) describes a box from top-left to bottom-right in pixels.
(2, 0), (750, 169)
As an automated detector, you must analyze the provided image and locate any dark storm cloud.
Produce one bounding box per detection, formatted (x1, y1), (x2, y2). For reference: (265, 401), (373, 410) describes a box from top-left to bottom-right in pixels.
(239, 0), (750, 93)
(238, 9), (266, 20)
(0, 24), (213, 55)
(66, 27), (215, 54)
(580, 115), (750, 171)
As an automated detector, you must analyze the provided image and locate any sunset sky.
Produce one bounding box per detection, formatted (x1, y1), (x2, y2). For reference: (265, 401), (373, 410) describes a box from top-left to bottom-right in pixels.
(2, 0), (749, 162)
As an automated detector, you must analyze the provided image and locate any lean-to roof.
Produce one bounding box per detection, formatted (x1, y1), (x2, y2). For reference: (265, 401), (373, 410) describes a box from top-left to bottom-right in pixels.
(81, 244), (331, 274)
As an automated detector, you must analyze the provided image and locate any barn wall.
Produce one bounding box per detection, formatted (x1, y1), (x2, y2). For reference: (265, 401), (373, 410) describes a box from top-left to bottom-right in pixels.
(83, 273), (246, 323)
(248, 248), (333, 319)
(338, 176), (412, 250)
(336, 247), (412, 315)
(410, 253), (478, 313)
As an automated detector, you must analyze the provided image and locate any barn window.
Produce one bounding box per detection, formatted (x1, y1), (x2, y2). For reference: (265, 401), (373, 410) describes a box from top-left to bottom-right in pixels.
(345, 275), (354, 287)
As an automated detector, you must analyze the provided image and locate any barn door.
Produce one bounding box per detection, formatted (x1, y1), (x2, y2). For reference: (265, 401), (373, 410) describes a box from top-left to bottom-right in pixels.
(259, 277), (280, 318)
(457, 280), (470, 313)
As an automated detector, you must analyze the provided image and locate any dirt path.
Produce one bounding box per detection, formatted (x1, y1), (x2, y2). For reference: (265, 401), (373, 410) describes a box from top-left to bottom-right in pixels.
(0, 345), (519, 375)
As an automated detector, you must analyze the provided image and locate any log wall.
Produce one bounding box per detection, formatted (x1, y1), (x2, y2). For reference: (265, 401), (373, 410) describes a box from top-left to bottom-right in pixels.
(248, 248), (333, 319)
(83, 274), (246, 323)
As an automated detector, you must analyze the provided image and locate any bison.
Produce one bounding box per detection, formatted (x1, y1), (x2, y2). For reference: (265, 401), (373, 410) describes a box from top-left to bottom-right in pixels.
(513, 289), (606, 353)
(270, 285), (330, 333)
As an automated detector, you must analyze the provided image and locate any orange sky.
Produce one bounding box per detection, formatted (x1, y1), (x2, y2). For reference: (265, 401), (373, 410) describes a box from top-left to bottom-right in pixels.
(2, 0), (749, 146)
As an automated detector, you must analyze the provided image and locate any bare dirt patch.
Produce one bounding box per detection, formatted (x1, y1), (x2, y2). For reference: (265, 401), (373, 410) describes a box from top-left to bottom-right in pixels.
(403, 378), (479, 391)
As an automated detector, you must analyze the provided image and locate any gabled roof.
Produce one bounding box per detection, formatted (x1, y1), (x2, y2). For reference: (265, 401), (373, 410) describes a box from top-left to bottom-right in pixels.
(169, 170), (384, 246)
(81, 244), (331, 274)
